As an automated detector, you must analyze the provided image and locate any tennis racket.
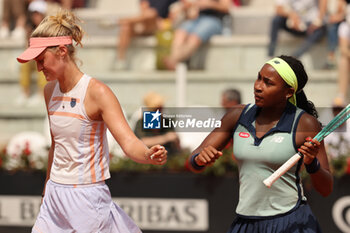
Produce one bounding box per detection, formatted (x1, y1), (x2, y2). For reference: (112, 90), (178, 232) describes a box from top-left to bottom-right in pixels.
(263, 104), (350, 188)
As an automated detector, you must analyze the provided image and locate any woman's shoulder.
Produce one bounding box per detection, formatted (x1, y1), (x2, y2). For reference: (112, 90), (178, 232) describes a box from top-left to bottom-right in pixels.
(221, 104), (247, 128)
(87, 77), (111, 94)
(86, 77), (118, 105)
(294, 111), (322, 147)
(225, 104), (247, 116)
(297, 111), (322, 132)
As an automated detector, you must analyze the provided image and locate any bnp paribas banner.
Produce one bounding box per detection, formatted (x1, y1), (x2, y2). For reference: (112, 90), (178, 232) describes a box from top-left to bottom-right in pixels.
(0, 174), (349, 233)
(0, 196), (208, 231)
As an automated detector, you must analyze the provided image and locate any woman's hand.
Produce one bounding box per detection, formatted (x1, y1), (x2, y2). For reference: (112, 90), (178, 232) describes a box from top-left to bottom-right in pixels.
(195, 146), (222, 166)
(145, 145), (167, 165)
(299, 137), (320, 164)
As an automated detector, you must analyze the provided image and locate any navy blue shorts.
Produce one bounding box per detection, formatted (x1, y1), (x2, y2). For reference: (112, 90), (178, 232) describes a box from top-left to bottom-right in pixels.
(227, 203), (322, 233)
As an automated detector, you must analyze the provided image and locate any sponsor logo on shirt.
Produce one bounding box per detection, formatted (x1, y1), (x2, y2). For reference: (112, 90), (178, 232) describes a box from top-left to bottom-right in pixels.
(70, 98), (77, 108)
(239, 132), (250, 138)
(270, 136), (285, 143)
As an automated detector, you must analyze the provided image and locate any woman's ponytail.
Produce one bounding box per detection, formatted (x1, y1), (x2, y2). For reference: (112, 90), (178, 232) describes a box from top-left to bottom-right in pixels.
(279, 55), (318, 118)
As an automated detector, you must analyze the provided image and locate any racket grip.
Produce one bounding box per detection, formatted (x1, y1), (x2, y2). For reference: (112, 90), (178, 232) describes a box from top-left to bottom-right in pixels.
(263, 152), (303, 188)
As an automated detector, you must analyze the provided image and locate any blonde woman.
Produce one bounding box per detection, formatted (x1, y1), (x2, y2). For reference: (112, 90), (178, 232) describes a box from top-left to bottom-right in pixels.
(17, 10), (167, 233)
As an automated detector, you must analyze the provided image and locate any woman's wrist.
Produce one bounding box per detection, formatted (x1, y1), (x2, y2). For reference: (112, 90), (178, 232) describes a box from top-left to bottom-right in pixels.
(190, 153), (205, 170)
(304, 157), (321, 174)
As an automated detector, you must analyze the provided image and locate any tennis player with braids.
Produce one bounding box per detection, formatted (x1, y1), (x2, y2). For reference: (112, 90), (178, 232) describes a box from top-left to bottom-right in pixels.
(17, 10), (167, 233)
(188, 55), (333, 232)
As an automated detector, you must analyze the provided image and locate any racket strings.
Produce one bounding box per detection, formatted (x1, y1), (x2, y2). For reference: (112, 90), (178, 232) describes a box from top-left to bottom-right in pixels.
(315, 104), (350, 141)
(322, 112), (350, 138)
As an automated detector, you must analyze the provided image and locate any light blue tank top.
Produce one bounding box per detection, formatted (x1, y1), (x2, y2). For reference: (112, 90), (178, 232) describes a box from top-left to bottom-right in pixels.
(233, 103), (306, 218)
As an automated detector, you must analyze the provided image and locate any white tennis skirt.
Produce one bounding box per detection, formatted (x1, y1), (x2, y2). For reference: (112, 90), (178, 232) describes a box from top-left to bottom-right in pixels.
(32, 179), (141, 233)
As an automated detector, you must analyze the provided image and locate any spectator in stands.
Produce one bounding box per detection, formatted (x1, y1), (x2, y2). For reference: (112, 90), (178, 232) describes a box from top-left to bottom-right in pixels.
(46, 0), (86, 9)
(163, 0), (231, 70)
(134, 92), (182, 156)
(324, 97), (350, 159)
(324, 0), (346, 69)
(0, 0), (27, 40)
(221, 88), (242, 111)
(16, 0), (47, 106)
(267, 0), (327, 59)
(114, 0), (178, 70)
(337, 0), (350, 100)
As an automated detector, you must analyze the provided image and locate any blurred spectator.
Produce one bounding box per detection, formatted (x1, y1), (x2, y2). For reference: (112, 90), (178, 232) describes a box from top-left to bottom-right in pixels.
(155, 18), (174, 70)
(15, 0), (47, 106)
(323, 0), (346, 69)
(267, 0), (327, 58)
(0, 0), (27, 40)
(337, 0), (350, 100)
(232, 0), (241, 7)
(163, 0), (231, 70)
(46, 0), (86, 9)
(114, 0), (178, 70)
(324, 97), (350, 175)
(134, 92), (182, 156)
(221, 88), (241, 111)
(324, 97), (350, 159)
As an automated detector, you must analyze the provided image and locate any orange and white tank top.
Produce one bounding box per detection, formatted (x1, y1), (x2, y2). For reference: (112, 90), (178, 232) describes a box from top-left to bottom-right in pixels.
(48, 74), (110, 184)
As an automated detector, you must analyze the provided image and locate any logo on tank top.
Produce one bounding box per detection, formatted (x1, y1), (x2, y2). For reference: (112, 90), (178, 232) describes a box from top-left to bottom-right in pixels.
(70, 98), (77, 108)
(270, 136), (285, 143)
(239, 132), (250, 138)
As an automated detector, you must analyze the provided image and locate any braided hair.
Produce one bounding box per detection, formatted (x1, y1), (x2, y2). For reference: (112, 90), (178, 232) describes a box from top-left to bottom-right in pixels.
(279, 55), (318, 118)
